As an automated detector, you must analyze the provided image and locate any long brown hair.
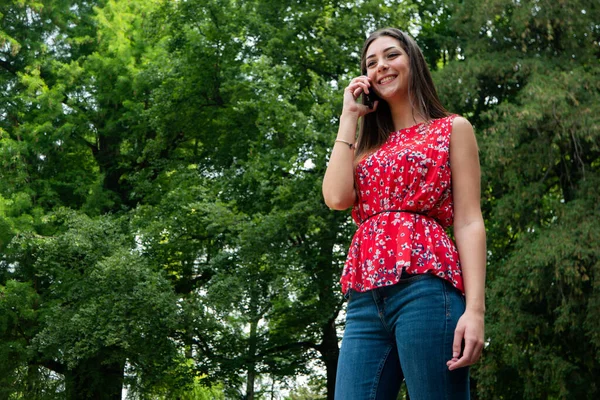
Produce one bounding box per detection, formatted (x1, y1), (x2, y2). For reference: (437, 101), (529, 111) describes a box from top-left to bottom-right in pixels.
(356, 28), (449, 160)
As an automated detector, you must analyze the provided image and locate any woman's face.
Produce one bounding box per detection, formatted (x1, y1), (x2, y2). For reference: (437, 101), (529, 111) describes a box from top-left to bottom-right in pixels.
(364, 36), (410, 102)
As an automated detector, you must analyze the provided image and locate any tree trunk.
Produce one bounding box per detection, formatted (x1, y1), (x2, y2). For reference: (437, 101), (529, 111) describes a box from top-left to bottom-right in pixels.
(246, 319), (258, 400)
(25, 364), (38, 398)
(315, 212), (343, 400)
(65, 352), (125, 400)
(320, 317), (339, 400)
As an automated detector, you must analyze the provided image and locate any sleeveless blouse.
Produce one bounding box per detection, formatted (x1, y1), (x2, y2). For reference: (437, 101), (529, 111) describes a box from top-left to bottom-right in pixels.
(340, 115), (464, 294)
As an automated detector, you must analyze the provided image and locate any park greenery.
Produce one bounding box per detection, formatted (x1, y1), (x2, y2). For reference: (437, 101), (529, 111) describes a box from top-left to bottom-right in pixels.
(1, 0), (598, 399)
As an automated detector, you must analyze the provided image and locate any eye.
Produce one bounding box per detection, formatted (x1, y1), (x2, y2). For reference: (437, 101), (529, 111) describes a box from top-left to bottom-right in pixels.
(387, 52), (400, 58)
(366, 61), (376, 68)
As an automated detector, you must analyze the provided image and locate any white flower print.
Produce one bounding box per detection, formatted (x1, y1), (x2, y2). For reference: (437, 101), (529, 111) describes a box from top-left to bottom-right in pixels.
(341, 116), (464, 295)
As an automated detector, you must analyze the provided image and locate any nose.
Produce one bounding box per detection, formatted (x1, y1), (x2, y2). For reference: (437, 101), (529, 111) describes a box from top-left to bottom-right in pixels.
(377, 59), (389, 72)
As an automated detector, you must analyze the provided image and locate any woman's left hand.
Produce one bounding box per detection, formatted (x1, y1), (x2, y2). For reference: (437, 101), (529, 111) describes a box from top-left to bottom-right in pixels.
(446, 309), (485, 370)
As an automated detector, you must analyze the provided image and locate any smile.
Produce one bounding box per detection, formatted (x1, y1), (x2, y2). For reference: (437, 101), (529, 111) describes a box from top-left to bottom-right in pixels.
(379, 75), (397, 85)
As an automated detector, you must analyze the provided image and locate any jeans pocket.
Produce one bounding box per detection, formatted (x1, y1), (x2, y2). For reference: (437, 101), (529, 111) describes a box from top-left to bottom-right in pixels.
(442, 279), (465, 320)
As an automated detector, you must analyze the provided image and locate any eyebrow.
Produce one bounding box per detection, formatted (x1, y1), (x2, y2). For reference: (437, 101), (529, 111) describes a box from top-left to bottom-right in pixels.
(366, 46), (400, 59)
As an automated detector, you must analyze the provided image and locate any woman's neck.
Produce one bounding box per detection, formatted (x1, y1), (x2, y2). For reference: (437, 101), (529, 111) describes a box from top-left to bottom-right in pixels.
(388, 95), (426, 131)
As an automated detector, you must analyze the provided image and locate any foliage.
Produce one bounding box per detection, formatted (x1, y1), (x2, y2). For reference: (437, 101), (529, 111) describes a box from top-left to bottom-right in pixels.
(433, 0), (600, 398)
(1, 0), (598, 399)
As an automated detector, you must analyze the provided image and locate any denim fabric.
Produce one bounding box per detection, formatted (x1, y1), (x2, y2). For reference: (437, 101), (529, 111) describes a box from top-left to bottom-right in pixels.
(335, 274), (469, 400)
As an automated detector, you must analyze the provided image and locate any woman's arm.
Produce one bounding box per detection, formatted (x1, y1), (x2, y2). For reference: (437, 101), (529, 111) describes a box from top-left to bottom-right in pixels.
(322, 76), (376, 210)
(446, 116), (487, 371)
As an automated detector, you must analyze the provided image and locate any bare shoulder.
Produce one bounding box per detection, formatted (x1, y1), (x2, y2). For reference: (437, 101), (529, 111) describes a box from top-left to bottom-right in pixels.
(451, 116), (474, 134)
(450, 116), (477, 148)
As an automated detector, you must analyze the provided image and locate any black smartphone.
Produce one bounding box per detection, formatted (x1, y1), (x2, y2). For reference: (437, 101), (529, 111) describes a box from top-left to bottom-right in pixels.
(363, 90), (379, 109)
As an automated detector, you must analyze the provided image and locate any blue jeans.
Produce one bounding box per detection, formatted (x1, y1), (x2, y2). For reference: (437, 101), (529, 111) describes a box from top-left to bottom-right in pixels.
(335, 274), (469, 400)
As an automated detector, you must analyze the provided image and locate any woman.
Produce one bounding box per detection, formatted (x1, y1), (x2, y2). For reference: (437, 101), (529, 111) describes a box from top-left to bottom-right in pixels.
(322, 28), (486, 399)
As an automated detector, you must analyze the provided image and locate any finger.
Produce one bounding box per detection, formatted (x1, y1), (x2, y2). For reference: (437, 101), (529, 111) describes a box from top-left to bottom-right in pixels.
(353, 82), (370, 96)
(350, 77), (371, 94)
(364, 100), (379, 114)
(346, 80), (365, 91)
(351, 75), (370, 85)
(448, 339), (475, 370)
(472, 341), (484, 363)
(451, 325), (464, 360)
(350, 84), (372, 100)
(346, 82), (362, 91)
(361, 81), (370, 94)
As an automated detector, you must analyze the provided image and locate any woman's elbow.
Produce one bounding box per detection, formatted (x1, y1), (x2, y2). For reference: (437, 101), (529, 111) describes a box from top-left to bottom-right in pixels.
(322, 192), (354, 210)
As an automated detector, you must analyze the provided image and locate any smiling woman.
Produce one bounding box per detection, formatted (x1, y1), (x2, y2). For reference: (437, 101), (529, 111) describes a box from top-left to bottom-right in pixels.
(364, 37), (410, 100)
(322, 28), (486, 400)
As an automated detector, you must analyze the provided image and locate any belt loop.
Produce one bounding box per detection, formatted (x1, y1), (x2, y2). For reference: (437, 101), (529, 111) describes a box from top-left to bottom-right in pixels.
(371, 287), (381, 303)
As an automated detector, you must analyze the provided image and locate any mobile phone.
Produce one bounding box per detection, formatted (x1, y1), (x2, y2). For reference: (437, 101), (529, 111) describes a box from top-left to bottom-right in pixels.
(363, 90), (379, 109)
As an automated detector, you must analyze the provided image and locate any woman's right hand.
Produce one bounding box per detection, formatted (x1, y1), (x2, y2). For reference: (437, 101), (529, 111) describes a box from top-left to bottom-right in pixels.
(342, 76), (379, 117)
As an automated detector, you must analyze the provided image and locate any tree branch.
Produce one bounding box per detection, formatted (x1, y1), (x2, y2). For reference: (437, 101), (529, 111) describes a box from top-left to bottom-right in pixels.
(257, 340), (319, 358)
(39, 358), (66, 375)
(0, 58), (18, 75)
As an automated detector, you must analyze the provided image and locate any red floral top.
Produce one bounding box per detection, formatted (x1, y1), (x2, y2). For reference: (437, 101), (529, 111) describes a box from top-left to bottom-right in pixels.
(340, 115), (464, 294)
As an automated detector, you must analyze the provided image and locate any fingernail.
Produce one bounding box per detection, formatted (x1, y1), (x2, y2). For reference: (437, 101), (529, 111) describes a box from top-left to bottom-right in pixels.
(453, 352), (459, 358)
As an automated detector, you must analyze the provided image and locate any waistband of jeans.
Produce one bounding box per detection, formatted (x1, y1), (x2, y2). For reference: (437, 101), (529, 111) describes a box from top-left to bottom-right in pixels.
(344, 271), (437, 300)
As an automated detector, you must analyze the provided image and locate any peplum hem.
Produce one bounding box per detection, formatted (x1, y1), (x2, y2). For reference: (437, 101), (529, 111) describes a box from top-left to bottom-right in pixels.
(341, 212), (464, 294)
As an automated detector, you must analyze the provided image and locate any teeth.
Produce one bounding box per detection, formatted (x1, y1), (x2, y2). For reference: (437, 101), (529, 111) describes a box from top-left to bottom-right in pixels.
(380, 76), (396, 84)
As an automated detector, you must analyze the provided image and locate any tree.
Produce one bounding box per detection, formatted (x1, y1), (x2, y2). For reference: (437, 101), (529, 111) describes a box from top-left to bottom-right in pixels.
(4, 0), (597, 398)
(134, 1), (425, 398)
(1, 1), (190, 398)
(433, 0), (600, 398)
